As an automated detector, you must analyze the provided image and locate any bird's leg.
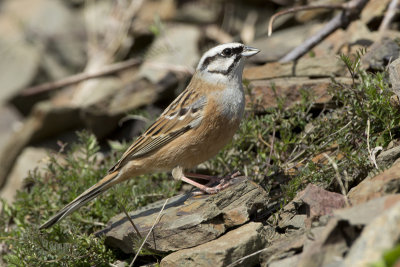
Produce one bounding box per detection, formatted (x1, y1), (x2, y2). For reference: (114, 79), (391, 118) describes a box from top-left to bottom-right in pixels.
(185, 172), (217, 180)
(172, 167), (240, 194)
(180, 175), (236, 194)
(186, 171), (241, 187)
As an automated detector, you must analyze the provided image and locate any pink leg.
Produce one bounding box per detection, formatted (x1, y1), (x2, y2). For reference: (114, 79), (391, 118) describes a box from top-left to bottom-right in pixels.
(180, 171), (242, 195)
(180, 176), (231, 194)
(185, 173), (217, 180)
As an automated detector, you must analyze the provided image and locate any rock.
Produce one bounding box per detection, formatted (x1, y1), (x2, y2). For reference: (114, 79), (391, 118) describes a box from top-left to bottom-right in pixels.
(4, 0), (87, 71)
(247, 77), (352, 110)
(348, 162), (400, 205)
(0, 105), (22, 154)
(262, 194), (400, 267)
(377, 145), (400, 167)
(160, 222), (266, 267)
(389, 58), (400, 98)
(0, 16), (41, 104)
(100, 178), (269, 254)
(268, 255), (301, 267)
(260, 231), (306, 266)
(297, 218), (360, 267)
(0, 101), (81, 189)
(313, 21), (375, 58)
(0, 147), (50, 205)
(360, 0), (391, 25)
(334, 194), (400, 225)
(295, 0), (346, 23)
(362, 37), (400, 70)
(278, 184), (347, 231)
(243, 56), (347, 80)
(343, 201), (400, 267)
(175, 1), (220, 24)
(139, 23), (200, 84)
(250, 24), (322, 63)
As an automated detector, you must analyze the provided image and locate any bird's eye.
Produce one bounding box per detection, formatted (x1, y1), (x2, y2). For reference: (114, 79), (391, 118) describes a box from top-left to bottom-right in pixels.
(221, 48), (233, 57)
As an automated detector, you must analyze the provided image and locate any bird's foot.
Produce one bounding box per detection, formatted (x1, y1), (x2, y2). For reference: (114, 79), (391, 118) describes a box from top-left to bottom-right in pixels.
(187, 171), (241, 196)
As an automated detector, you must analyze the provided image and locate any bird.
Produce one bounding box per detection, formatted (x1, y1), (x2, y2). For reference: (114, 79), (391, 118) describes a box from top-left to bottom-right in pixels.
(39, 43), (260, 229)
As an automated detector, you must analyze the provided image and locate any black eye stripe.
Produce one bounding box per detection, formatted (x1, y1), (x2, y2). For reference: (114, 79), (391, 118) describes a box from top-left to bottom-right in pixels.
(221, 46), (243, 57)
(200, 46), (244, 71)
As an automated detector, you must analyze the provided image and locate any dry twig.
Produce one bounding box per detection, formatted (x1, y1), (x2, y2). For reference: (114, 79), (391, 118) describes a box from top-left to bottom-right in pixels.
(268, 3), (347, 36)
(118, 201), (142, 239)
(268, 0), (369, 62)
(21, 58), (141, 96)
(379, 0), (399, 32)
(322, 153), (350, 206)
(129, 198), (169, 267)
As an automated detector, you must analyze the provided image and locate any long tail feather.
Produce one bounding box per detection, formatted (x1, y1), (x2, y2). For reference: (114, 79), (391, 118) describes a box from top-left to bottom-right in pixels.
(39, 171), (119, 229)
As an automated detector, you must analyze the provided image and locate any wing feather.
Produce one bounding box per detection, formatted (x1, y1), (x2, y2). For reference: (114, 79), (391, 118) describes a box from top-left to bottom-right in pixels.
(108, 88), (206, 172)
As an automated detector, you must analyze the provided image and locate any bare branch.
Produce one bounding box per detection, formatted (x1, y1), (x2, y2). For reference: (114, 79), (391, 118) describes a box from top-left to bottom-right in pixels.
(379, 0), (399, 32)
(268, 3), (346, 36)
(323, 153), (350, 207)
(276, 0), (369, 62)
(129, 198), (169, 267)
(21, 58), (141, 96)
(119, 201), (142, 239)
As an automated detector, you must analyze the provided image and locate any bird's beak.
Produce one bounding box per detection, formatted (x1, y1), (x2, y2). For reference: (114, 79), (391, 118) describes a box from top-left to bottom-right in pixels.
(241, 46), (260, 57)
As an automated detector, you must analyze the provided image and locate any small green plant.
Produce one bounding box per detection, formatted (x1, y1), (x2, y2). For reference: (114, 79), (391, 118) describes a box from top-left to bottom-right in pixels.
(210, 49), (400, 205)
(370, 243), (400, 267)
(0, 131), (178, 266)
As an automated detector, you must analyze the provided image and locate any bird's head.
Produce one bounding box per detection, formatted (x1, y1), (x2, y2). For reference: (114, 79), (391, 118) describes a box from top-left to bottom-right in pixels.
(196, 43), (259, 83)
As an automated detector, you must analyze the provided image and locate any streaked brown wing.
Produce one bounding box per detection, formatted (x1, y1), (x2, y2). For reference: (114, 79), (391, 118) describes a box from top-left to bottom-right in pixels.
(108, 88), (207, 173)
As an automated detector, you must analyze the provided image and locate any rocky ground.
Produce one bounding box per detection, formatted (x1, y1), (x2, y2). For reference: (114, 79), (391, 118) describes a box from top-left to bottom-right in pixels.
(1, 0), (400, 266)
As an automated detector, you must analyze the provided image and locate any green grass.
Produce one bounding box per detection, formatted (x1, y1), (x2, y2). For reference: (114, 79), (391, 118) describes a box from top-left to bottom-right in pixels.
(1, 50), (400, 265)
(0, 132), (178, 266)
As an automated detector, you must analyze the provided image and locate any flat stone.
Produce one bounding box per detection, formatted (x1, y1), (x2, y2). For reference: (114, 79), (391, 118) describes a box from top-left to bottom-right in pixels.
(260, 231), (306, 266)
(360, 0), (391, 25)
(297, 218), (360, 267)
(250, 24), (322, 63)
(243, 56), (347, 81)
(348, 162), (400, 205)
(334, 194), (400, 225)
(0, 147), (50, 205)
(5, 0), (87, 70)
(377, 145), (400, 167)
(0, 105), (22, 155)
(268, 254), (301, 267)
(139, 23), (200, 84)
(100, 178), (269, 253)
(0, 101), (81, 189)
(161, 222), (266, 267)
(0, 16), (41, 104)
(343, 201), (400, 267)
(246, 77), (352, 110)
(278, 184), (347, 231)
(362, 37), (400, 71)
(313, 21), (375, 58)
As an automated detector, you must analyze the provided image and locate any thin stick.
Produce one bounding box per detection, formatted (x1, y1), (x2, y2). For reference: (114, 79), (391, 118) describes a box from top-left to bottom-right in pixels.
(379, 0), (399, 32)
(119, 201), (142, 239)
(323, 153), (350, 206)
(226, 246), (271, 267)
(129, 198), (169, 267)
(21, 58), (142, 96)
(277, 0), (369, 62)
(268, 4), (346, 36)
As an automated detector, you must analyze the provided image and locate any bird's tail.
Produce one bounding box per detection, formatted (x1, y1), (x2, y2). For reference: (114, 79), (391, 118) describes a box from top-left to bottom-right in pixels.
(39, 171), (119, 230)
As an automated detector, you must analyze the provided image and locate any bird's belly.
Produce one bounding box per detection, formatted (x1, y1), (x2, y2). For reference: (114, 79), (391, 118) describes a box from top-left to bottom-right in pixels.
(181, 118), (240, 168)
(144, 114), (241, 171)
